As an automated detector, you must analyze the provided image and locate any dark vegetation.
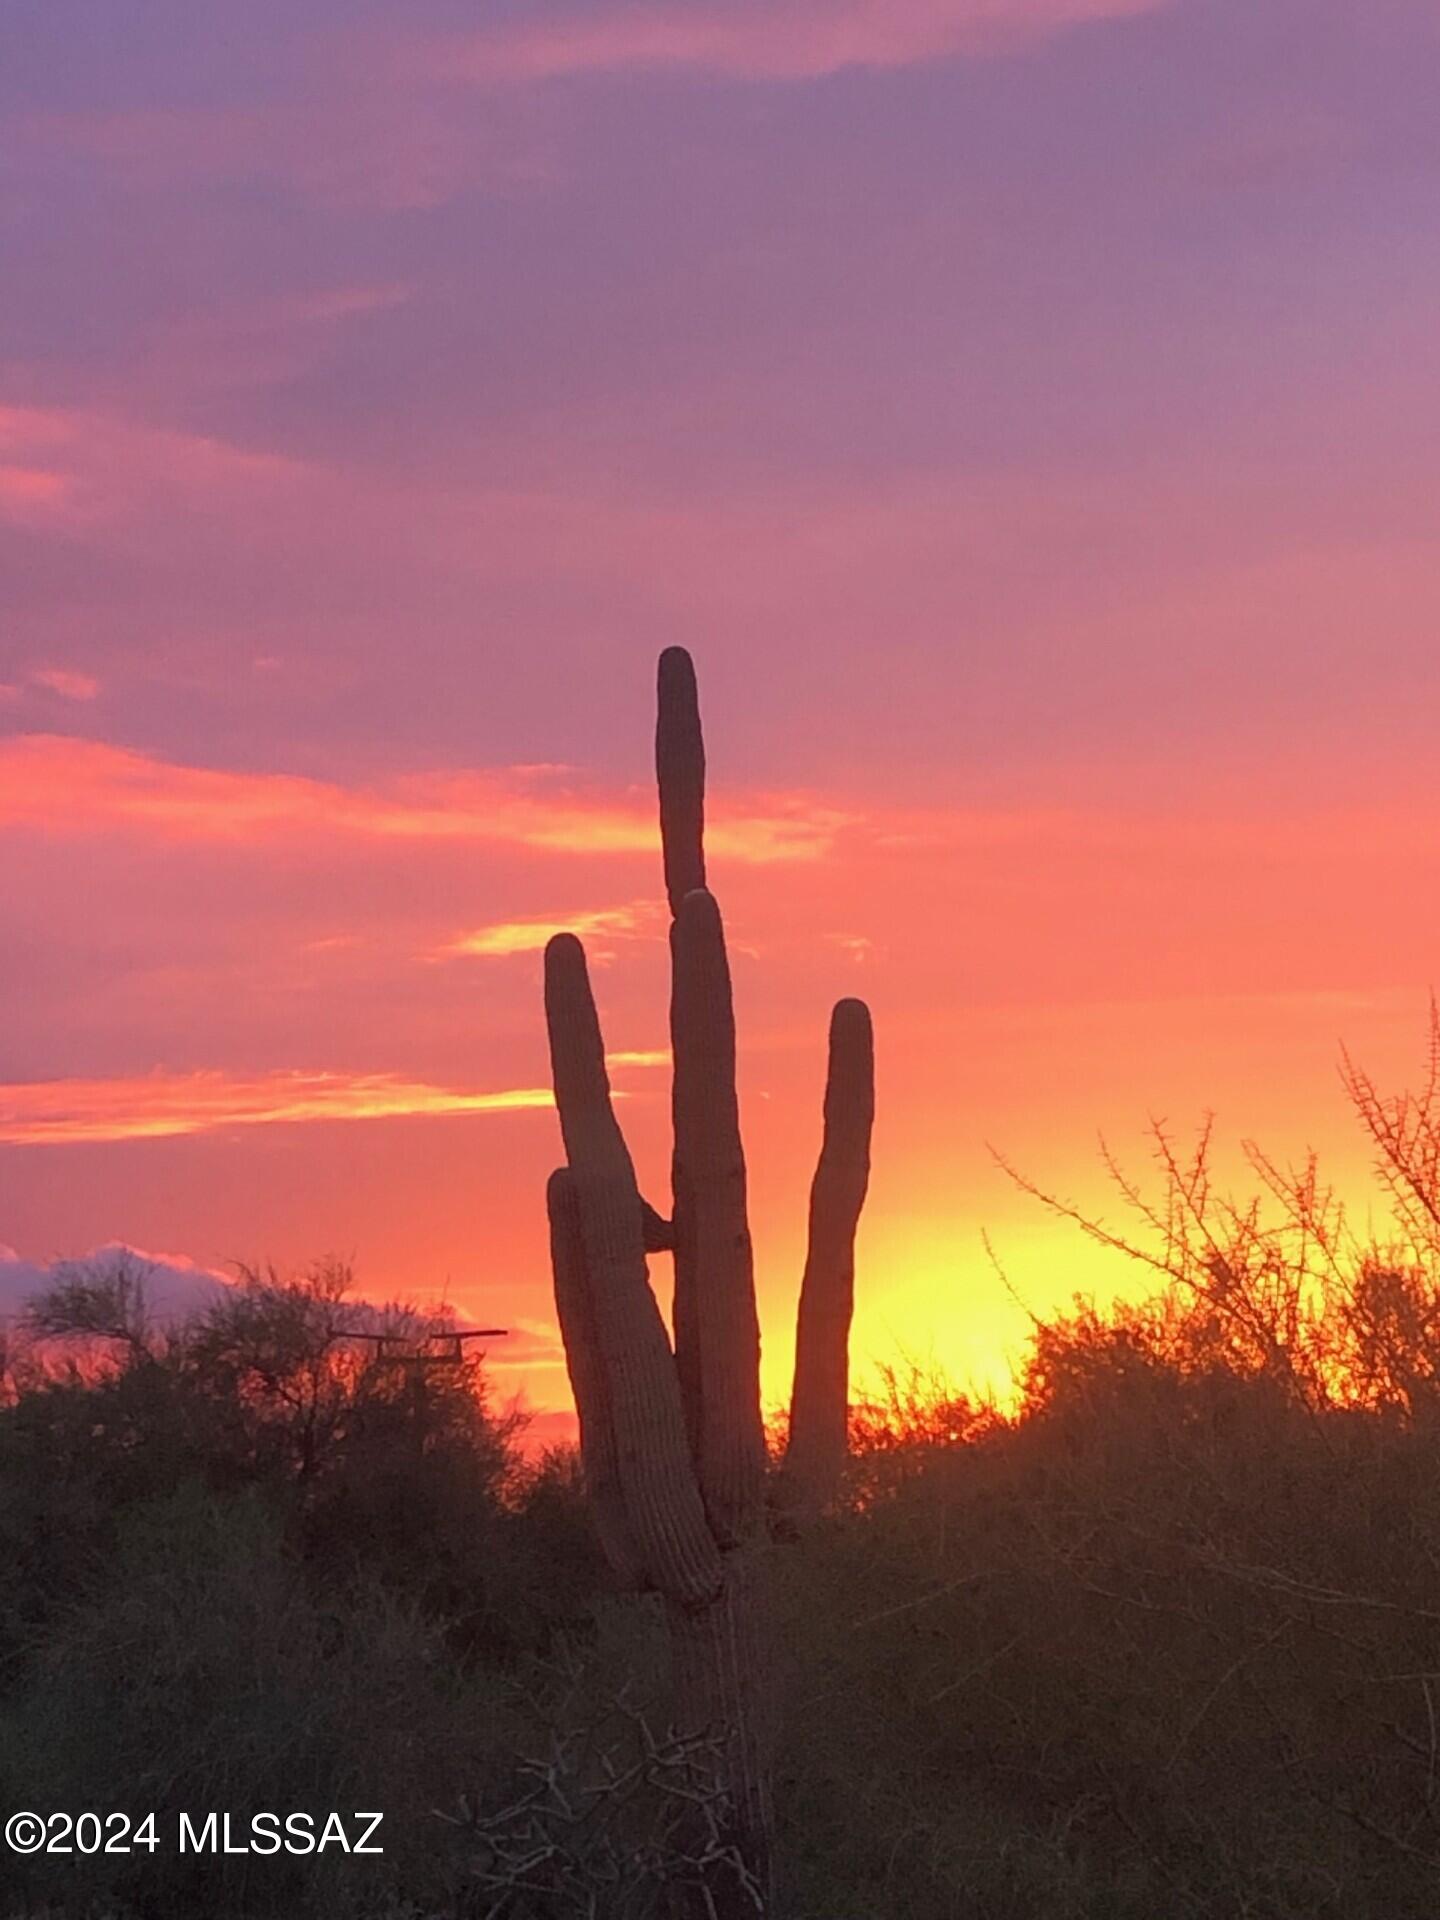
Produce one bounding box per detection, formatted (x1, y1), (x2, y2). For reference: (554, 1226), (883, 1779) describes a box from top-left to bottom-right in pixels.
(7, 1032), (1440, 1916)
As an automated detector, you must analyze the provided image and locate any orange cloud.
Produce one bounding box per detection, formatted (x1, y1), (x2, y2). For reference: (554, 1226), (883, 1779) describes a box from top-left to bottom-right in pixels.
(0, 1069), (556, 1147)
(445, 902), (655, 957)
(0, 734), (849, 863)
(479, 1315), (571, 1378)
(426, 0), (1163, 85)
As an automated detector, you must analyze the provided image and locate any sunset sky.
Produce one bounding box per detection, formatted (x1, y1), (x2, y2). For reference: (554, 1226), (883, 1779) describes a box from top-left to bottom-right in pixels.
(5, 0), (1440, 1430)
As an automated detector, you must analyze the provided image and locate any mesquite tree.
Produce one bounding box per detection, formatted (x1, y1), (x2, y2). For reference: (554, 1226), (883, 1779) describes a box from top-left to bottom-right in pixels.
(542, 647), (874, 1911)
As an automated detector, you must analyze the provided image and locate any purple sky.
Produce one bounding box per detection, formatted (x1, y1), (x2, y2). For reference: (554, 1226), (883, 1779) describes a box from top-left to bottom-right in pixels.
(5, 0), (1440, 1413)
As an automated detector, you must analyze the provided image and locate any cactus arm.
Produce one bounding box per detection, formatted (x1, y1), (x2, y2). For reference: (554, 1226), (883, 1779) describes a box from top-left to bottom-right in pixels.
(670, 888), (766, 1548)
(544, 933), (722, 1607)
(783, 996), (875, 1519)
(546, 1168), (647, 1588)
(657, 644), (706, 1469)
(656, 645), (706, 918)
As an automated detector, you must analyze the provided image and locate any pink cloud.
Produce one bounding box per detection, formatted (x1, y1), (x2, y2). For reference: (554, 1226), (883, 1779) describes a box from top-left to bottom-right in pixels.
(0, 734), (851, 863)
(0, 1069), (555, 1147)
(0, 464), (71, 519)
(6, 730), (1439, 914)
(425, 0), (1164, 85)
(29, 668), (100, 701)
(0, 404), (304, 534)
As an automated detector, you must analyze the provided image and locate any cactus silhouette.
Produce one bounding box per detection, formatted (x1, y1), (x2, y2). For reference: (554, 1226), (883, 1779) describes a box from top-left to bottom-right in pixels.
(779, 995), (875, 1524)
(543, 647), (875, 1912)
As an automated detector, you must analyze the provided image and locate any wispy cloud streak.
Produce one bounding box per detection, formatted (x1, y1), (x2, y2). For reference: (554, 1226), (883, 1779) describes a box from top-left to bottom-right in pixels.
(0, 736), (849, 863)
(424, 0), (1164, 85)
(445, 903), (655, 957)
(0, 1071), (555, 1147)
(28, 669), (100, 701)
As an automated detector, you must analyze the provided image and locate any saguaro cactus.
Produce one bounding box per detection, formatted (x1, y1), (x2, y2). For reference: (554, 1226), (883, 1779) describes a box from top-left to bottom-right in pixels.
(780, 996), (875, 1522)
(543, 647), (875, 1912)
(657, 643), (707, 912)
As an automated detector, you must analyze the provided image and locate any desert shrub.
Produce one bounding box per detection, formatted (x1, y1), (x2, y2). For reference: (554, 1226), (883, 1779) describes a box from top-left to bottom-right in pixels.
(767, 1336), (1440, 1918)
(0, 1483), (521, 1918)
(0, 1259), (612, 1918)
